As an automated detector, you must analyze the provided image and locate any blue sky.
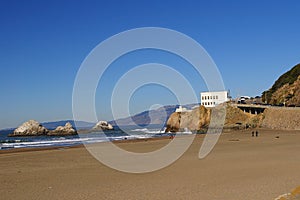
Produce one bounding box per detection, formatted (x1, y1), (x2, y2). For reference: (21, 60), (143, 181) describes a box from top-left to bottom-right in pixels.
(1, 0), (300, 129)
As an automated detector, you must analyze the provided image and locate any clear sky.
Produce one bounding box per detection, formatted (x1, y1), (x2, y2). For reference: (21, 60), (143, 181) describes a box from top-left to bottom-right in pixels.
(1, 0), (300, 129)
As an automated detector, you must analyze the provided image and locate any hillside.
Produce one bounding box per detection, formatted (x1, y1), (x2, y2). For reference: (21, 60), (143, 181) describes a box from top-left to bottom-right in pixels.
(262, 63), (300, 105)
(268, 76), (300, 106)
(110, 104), (198, 126)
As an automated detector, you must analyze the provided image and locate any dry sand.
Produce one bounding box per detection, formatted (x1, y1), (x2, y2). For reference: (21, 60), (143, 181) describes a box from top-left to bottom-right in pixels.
(1, 129), (300, 200)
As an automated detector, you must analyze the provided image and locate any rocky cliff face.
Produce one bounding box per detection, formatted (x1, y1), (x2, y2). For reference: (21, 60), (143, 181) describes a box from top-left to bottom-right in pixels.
(165, 104), (263, 133)
(48, 122), (77, 136)
(165, 106), (211, 132)
(166, 103), (300, 132)
(12, 120), (49, 136)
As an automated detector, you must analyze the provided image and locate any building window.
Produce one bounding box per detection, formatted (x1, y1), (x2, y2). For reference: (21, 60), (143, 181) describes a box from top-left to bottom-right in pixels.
(216, 96), (218, 99)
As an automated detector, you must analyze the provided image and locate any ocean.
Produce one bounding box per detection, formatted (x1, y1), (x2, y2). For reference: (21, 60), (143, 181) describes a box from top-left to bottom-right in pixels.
(0, 125), (192, 150)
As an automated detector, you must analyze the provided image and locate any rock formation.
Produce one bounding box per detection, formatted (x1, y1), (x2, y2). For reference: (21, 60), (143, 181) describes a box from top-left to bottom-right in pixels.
(11, 120), (49, 136)
(48, 122), (77, 136)
(165, 106), (211, 132)
(165, 104), (263, 133)
(10, 120), (78, 136)
(93, 121), (114, 130)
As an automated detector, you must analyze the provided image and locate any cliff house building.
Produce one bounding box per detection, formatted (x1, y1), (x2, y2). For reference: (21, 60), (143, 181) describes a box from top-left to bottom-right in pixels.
(200, 91), (230, 107)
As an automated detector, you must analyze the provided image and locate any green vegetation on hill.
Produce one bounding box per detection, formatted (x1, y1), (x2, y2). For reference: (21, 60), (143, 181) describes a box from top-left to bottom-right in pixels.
(262, 63), (300, 103)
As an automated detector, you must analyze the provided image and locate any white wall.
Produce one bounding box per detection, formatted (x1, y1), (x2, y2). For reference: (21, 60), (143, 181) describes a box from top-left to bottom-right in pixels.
(200, 91), (229, 107)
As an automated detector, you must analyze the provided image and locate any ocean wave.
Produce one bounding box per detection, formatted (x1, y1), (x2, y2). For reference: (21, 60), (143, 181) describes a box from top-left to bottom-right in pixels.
(131, 127), (166, 134)
(0, 133), (155, 149)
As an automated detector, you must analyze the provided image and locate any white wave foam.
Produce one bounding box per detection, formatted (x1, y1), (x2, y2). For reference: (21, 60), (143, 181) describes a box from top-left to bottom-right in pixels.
(131, 128), (149, 132)
(1, 137), (108, 148)
(131, 127), (166, 134)
(0, 134), (155, 149)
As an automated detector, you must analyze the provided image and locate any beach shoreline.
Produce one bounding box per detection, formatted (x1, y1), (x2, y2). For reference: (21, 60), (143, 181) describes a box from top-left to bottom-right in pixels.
(1, 129), (300, 200)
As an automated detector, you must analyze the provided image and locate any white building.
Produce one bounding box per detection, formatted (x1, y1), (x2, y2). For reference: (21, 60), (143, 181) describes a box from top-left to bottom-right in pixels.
(175, 105), (190, 112)
(175, 106), (186, 112)
(200, 91), (230, 107)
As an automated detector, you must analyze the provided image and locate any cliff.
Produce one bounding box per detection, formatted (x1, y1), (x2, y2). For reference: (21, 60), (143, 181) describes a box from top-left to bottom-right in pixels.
(166, 104), (300, 132)
(165, 106), (211, 132)
(165, 104), (263, 133)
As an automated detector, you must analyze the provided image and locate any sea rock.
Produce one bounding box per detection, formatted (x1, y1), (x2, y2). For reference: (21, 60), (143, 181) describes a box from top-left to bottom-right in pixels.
(48, 122), (77, 135)
(11, 120), (48, 136)
(93, 121), (114, 130)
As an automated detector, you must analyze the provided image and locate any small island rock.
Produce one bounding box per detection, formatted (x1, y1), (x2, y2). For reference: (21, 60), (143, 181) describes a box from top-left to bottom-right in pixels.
(48, 122), (77, 136)
(12, 120), (48, 136)
(93, 121), (114, 130)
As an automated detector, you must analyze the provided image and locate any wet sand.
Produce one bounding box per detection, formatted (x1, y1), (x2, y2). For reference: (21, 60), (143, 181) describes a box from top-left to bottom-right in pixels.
(1, 129), (300, 200)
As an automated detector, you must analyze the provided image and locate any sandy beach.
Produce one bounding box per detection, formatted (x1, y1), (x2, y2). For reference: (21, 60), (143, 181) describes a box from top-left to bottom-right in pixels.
(1, 129), (300, 200)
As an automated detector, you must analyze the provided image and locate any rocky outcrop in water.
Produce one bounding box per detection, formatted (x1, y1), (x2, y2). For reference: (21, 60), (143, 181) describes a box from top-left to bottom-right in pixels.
(93, 121), (114, 130)
(48, 122), (77, 136)
(10, 120), (78, 136)
(11, 120), (49, 136)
